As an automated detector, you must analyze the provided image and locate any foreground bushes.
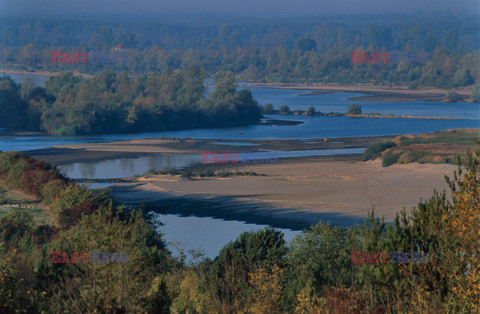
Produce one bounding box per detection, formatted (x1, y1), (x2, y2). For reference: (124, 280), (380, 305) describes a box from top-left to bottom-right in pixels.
(0, 151), (175, 312)
(0, 151), (67, 198)
(1, 149), (480, 312)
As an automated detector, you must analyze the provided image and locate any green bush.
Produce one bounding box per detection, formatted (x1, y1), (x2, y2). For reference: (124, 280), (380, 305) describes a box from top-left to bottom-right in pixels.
(262, 102), (275, 114)
(278, 105), (290, 115)
(6, 159), (29, 189)
(362, 141), (396, 161)
(0, 209), (34, 247)
(443, 90), (461, 102)
(471, 84), (480, 102)
(382, 150), (399, 167)
(347, 103), (362, 115)
(0, 151), (24, 175)
(40, 180), (67, 204)
(38, 207), (172, 312)
(207, 227), (287, 312)
(285, 222), (360, 306)
(306, 106), (316, 116)
(50, 184), (113, 228)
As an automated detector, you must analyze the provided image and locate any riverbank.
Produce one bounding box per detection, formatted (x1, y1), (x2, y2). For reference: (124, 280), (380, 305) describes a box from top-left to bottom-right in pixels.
(25, 135), (393, 165)
(239, 83), (473, 102)
(21, 134), (456, 229)
(0, 69), (94, 79)
(110, 155), (455, 229)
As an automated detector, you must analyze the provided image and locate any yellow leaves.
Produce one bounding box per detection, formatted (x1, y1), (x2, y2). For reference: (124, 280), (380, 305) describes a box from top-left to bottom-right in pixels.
(248, 264), (284, 313)
(443, 152), (480, 311)
(295, 284), (321, 313)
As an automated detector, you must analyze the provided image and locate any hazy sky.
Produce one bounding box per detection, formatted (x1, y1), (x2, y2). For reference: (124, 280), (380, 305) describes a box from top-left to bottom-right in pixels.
(1, 0), (478, 18)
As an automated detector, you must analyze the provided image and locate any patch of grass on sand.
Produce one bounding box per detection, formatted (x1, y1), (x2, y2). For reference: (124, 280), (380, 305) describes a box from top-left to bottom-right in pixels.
(143, 167), (266, 179)
(364, 128), (480, 166)
(0, 184), (50, 225)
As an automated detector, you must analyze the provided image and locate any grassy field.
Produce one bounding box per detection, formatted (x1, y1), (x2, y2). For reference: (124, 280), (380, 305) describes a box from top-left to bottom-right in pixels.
(363, 128), (480, 166)
(0, 185), (50, 225)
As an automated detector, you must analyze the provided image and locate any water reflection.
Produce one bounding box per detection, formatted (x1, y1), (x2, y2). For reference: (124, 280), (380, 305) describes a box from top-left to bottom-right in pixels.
(155, 213), (300, 261)
(60, 148), (366, 179)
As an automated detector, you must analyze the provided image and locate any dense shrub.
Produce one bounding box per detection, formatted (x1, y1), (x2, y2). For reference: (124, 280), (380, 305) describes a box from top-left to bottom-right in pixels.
(362, 141), (396, 161)
(262, 102), (275, 114)
(0, 209), (34, 249)
(50, 184), (113, 228)
(285, 222), (360, 305)
(444, 90), (461, 102)
(278, 105), (290, 114)
(347, 103), (362, 115)
(0, 152), (67, 198)
(36, 207), (172, 312)
(41, 179), (67, 205)
(382, 150), (399, 167)
(207, 227), (287, 312)
(29, 225), (58, 245)
(0, 151), (24, 176)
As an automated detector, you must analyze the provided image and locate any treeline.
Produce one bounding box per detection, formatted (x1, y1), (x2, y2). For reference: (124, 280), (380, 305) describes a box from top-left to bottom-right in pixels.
(3, 45), (479, 89)
(0, 69), (262, 135)
(1, 15), (477, 51)
(1, 149), (479, 312)
(0, 16), (479, 88)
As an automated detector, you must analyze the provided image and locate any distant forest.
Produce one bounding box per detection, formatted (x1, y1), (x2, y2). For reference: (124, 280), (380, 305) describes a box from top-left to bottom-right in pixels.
(0, 69), (262, 135)
(0, 15), (478, 88)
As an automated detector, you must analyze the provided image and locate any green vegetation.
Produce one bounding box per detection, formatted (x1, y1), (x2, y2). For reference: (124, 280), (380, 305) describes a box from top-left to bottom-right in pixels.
(262, 102), (275, 114)
(278, 105), (290, 115)
(443, 90), (462, 102)
(144, 167), (265, 179)
(381, 150), (399, 167)
(471, 84), (480, 101)
(1, 149), (480, 311)
(364, 129), (480, 166)
(0, 16), (478, 89)
(362, 141), (396, 161)
(306, 106), (316, 116)
(347, 103), (362, 115)
(0, 69), (262, 135)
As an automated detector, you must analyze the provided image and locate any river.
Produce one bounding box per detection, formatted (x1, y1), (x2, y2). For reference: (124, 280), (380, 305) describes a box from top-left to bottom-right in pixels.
(1, 72), (479, 260)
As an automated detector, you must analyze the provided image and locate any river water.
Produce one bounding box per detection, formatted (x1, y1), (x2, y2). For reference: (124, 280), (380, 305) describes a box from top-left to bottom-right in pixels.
(1, 72), (479, 259)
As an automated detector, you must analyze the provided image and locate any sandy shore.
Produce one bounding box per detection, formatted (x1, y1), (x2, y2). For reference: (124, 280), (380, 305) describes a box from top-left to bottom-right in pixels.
(23, 135), (458, 230)
(26, 136), (392, 165)
(110, 155), (456, 230)
(239, 83), (472, 102)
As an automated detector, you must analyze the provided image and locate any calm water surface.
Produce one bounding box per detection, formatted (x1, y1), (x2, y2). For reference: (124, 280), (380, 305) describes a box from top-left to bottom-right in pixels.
(60, 148), (366, 179)
(155, 213), (299, 260)
(1, 74), (478, 259)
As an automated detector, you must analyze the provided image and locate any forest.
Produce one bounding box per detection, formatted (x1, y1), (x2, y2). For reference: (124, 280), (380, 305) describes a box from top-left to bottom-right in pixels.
(0, 15), (478, 88)
(0, 148), (479, 312)
(0, 69), (262, 135)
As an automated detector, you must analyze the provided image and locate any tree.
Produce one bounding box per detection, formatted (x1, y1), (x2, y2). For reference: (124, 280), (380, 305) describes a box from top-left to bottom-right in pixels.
(278, 105), (290, 115)
(207, 227), (287, 312)
(444, 90), (461, 102)
(444, 150), (480, 311)
(285, 222), (360, 306)
(37, 207), (172, 312)
(209, 70), (236, 105)
(0, 76), (29, 128)
(347, 103), (362, 115)
(453, 69), (474, 87)
(263, 102), (275, 114)
(306, 106), (316, 116)
(296, 38), (317, 53)
(471, 85), (480, 102)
